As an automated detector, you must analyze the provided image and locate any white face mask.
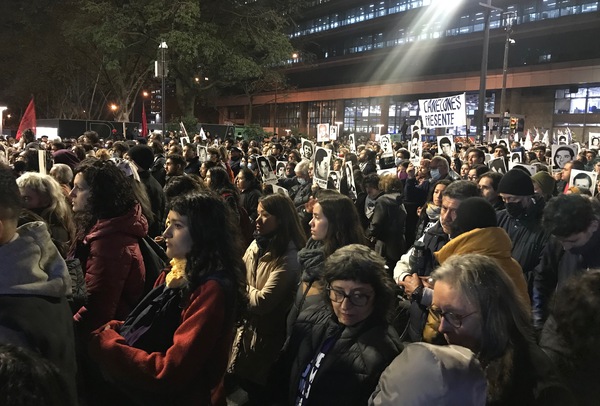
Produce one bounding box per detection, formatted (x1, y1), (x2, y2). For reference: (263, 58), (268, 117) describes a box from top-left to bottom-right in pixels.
(297, 177), (307, 185)
(430, 168), (441, 181)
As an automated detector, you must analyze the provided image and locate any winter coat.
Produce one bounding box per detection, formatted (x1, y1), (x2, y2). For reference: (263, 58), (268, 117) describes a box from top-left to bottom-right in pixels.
(532, 228), (600, 328)
(74, 204), (148, 334)
(484, 337), (574, 406)
(497, 196), (549, 292)
(395, 221), (449, 342)
(274, 307), (402, 406)
(229, 240), (301, 385)
(239, 187), (262, 223)
(367, 192), (407, 269)
(540, 316), (597, 405)
(369, 343), (486, 406)
(89, 277), (236, 406)
(139, 170), (166, 238)
(435, 227), (530, 306)
(0, 222), (77, 403)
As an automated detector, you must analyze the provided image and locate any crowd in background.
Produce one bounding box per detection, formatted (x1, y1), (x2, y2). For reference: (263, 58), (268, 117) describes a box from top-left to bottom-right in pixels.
(0, 125), (599, 406)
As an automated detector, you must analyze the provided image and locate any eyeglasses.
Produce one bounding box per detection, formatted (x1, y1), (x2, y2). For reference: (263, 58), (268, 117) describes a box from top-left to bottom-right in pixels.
(428, 306), (477, 329)
(327, 287), (372, 307)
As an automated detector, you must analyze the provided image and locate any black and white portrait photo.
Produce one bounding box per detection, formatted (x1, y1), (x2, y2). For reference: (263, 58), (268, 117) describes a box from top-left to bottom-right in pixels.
(327, 170), (341, 191)
(257, 155), (276, 183)
(197, 146), (208, 163)
(590, 134), (600, 150)
(569, 169), (597, 194)
(510, 152), (522, 163)
(437, 136), (454, 157)
(276, 161), (286, 178)
(552, 144), (577, 171)
(488, 157), (507, 174)
(380, 134), (393, 157)
(301, 138), (314, 160)
(349, 133), (356, 153)
(317, 123), (330, 142)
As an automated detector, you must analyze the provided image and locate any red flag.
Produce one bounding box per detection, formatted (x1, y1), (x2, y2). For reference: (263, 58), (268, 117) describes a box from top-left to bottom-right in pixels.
(141, 103), (148, 137)
(16, 98), (36, 140)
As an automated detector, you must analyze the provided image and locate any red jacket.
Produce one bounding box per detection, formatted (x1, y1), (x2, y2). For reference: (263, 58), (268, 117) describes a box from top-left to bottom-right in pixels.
(74, 204), (148, 334)
(89, 279), (235, 405)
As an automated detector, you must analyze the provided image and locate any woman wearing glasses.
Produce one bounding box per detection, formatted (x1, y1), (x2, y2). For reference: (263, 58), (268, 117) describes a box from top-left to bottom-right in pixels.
(274, 244), (402, 405)
(429, 254), (572, 405)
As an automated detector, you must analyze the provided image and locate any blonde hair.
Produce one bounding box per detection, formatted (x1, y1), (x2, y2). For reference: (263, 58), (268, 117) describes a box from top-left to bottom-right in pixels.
(16, 172), (75, 241)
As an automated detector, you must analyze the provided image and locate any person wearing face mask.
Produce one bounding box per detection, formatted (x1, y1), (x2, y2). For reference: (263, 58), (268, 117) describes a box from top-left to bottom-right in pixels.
(496, 169), (550, 299)
(533, 194), (600, 331)
(404, 156), (451, 208)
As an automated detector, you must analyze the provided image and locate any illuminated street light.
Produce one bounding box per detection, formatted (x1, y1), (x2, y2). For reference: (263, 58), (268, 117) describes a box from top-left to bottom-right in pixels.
(110, 104), (118, 111)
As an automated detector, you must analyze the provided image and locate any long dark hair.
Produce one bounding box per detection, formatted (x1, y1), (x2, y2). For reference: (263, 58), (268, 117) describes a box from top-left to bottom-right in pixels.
(318, 194), (367, 256)
(259, 194), (306, 259)
(169, 192), (247, 322)
(208, 166), (238, 198)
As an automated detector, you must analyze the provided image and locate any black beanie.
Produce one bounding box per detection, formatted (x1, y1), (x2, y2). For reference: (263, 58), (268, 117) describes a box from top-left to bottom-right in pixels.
(127, 145), (154, 171)
(497, 169), (534, 196)
(452, 197), (497, 237)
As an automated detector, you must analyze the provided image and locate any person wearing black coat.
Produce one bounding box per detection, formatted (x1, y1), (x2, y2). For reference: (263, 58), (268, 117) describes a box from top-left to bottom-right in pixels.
(366, 175), (407, 271)
(273, 245), (402, 406)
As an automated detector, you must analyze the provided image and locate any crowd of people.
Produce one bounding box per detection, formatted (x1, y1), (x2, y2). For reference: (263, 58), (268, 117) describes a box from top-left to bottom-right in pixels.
(0, 125), (599, 406)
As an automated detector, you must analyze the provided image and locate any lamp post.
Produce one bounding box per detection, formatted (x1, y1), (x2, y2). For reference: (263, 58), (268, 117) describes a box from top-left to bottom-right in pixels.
(499, 12), (517, 135)
(476, 1), (504, 143)
(157, 41), (168, 136)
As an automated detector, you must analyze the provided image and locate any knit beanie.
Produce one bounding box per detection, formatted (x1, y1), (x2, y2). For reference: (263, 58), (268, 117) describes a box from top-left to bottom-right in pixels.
(452, 197), (497, 237)
(127, 145), (154, 171)
(52, 149), (80, 171)
(497, 169), (534, 196)
(531, 171), (556, 197)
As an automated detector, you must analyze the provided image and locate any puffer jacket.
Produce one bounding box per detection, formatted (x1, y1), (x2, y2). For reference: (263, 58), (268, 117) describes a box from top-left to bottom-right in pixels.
(275, 307), (402, 406)
(229, 240), (301, 385)
(74, 204), (148, 334)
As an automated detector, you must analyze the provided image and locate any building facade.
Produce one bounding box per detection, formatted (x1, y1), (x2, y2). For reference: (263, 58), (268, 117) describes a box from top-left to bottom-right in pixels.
(215, 0), (600, 142)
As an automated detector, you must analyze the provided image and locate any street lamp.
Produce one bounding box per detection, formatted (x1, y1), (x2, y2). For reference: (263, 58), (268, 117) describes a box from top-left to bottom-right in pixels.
(476, 0), (504, 143)
(156, 41), (169, 135)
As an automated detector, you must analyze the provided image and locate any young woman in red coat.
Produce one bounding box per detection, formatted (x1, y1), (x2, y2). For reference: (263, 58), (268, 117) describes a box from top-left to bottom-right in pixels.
(89, 192), (247, 406)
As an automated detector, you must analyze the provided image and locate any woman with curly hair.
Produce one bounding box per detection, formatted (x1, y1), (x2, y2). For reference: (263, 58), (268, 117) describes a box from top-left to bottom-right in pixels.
(89, 192), (247, 406)
(69, 158), (148, 335)
(16, 172), (75, 258)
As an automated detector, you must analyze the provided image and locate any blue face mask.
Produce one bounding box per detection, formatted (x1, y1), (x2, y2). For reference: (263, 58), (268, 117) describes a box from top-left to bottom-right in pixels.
(430, 168), (441, 181)
(395, 158), (403, 166)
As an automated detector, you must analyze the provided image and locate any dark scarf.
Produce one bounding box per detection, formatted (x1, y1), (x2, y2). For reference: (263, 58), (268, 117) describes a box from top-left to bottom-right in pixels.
(297, 238), (326, 283)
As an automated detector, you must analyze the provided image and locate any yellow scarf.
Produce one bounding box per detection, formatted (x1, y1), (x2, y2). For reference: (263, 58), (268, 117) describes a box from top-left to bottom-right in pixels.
(166, 258), (188, 289)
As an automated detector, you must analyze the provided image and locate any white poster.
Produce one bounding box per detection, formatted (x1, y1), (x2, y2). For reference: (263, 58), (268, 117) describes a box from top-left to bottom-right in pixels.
(317, 123), (330, 142)
(313, 147), (332, 189)
(418, 93), (466, 128)
(569, 169), (597, 195)
(589, 132), (600, 150)
(437, 136), (454, 157)
(551, 144), (579, 172)
(380, 134), (393, 157)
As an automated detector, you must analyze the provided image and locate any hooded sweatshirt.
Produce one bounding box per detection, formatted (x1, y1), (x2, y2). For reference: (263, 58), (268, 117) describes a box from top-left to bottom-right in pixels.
(0, 221), (76, 402)
(435, 227), (530, 306)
